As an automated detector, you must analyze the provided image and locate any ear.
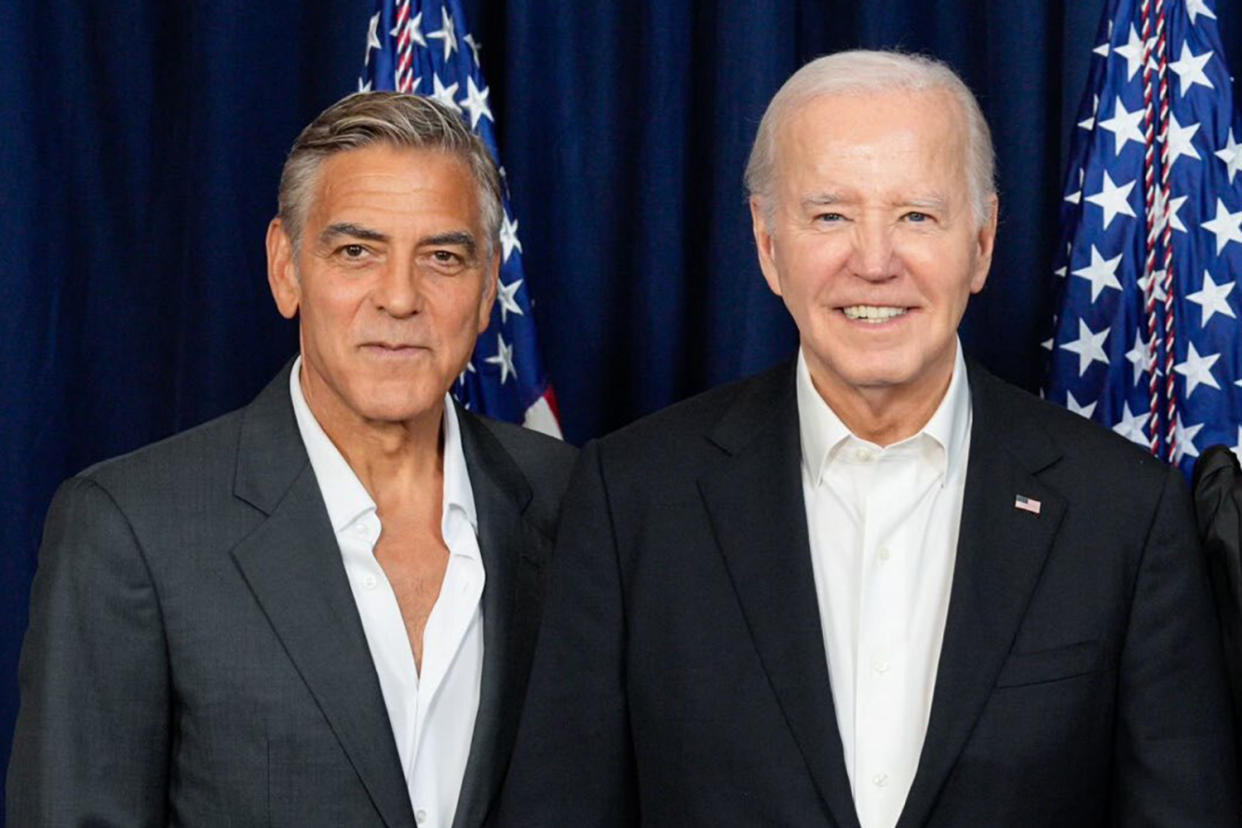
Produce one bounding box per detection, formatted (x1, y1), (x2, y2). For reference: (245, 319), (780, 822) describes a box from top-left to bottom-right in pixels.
(266, 218), (301, 319)
(970, 194), (999, 294)
(749, 196), (783, 297)
(476, 252), (500, 334)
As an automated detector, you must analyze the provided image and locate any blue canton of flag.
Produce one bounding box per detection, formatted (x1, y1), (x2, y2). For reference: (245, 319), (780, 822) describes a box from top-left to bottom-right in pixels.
(1046, 0), (1242, 477)
(359, 0), (562, 436)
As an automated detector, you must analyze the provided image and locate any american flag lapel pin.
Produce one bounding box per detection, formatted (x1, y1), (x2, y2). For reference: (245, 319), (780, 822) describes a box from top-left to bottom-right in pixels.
(1014, 494), (1042, 515)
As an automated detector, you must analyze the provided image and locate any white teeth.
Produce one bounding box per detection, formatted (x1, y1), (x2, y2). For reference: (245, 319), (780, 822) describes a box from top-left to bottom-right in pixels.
(842, 305), (907, 322)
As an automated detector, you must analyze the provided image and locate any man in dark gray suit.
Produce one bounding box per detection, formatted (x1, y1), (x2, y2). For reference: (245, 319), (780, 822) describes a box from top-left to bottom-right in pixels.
(8, 92), (575, 827)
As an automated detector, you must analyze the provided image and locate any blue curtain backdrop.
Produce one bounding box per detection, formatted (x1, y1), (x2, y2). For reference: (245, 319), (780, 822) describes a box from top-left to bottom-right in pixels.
(4, 0), (1241, 811)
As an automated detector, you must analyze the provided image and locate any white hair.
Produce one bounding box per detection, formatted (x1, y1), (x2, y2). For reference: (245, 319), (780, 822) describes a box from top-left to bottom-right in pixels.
(744, 49), (997, 227)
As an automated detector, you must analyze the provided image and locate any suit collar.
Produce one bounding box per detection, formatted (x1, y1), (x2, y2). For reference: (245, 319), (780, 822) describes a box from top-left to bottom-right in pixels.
(452, 406), (546, 828)
(700, 360), (861, 828)
(230, 362), (416, 828)
(898, 359), (1066, 827)
(232, 372), (544, 828)
(704, 357), (1069, 828)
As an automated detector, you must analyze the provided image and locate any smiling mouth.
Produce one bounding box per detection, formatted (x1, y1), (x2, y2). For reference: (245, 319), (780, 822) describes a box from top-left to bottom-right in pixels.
(841, 305), (909, 323)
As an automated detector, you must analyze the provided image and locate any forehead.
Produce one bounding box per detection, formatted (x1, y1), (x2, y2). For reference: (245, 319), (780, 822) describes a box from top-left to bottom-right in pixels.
(774, 87), (969, 198)
(307, 143), (480, 227)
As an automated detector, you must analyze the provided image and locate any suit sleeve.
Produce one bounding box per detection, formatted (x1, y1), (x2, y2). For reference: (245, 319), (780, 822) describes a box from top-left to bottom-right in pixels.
(1112, 463), (1242, 826)
(497, 441), (638, 826)
(6, 476), (171, 828)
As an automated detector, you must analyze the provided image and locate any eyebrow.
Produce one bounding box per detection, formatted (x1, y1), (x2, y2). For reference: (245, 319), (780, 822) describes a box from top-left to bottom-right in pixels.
(423, 231), (478, 257)
(899, 195), (950, 211)
(318, 222), (389, 245)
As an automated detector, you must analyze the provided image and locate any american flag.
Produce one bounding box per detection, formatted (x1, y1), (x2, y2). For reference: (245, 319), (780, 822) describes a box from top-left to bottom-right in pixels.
(1045, 0), (1242, 477)
(359, 0), (562, 436)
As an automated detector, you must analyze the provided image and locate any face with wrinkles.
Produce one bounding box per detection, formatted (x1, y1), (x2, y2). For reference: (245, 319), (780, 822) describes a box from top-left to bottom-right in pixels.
(266, 144), (497, 433)
(751, 87), (996, 416)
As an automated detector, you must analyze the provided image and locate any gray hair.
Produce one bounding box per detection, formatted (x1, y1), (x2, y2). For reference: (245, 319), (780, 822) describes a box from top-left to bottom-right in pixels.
(277, 91), (503, 257)
(744, 50), (996, 227)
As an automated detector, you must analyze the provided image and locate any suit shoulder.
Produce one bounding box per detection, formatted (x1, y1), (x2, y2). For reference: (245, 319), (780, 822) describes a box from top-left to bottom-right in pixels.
(600, 361), (790, 452)
(464, 413), (579, 532)
(469, 415), (577, 476)
(76, 406), (247, 500)
(977, 370), (1173, 490)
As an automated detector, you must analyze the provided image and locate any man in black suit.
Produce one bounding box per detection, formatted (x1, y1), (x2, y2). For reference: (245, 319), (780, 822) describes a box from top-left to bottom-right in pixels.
(499, 50), (1240, 826)
(8, 92), (575, 827)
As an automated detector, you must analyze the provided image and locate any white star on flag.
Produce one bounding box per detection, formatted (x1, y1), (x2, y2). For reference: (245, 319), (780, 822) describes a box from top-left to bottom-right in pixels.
(497, 278), (525, 323)
(485, 332), (517, 384)
(430, 74), (461, 113)
(1186, 0), (1217, 25)
(1175, 341), (1222, 395)
(1139, 269), (1169, 303)
(457, 360), (476, 387)
(1066, 390), (1097, 418)
(1125, 328), (1155, 386)
(1170, 43), (1214, 96)
(1186, 271), (1236, 326)
(358, 77), (373, 93)
(1065, 168), (1084, 205)
(427, 6), (458, 61)
(1077, 96), (1099, 132)
(1060, 319), (1111, 376)
(1098, 97), (1146, 155)
(1072, 245), (1124, 301)
(1085, 171), (1137, 230)
(1114, 24), (1146, 80)
(464, 32), (482, 65)
(1154, 190), (1187, 233)
(1202, 198), (1242, 254)
(500, 213), (522, 262)
(365, 12), (382, 64)
(1232, 426), (1242, 467)
(1174, 414), (1204, 463)
(1215, 130), (1242, 184)
(1163, 112), (1201, 167)
(460, 76), (493, 128)
(1112, 402), (1149, 445)
(392, 11), (426, 46)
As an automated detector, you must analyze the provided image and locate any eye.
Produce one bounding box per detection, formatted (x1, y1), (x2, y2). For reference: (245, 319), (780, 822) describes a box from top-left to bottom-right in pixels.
(815, 212), (845, 223)
(335, 243), (372, 261)
(425, 249), (469, 274)
(904, 211), (931, 222)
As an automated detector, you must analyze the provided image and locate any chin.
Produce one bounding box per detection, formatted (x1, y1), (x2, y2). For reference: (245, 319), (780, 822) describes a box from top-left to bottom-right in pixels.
(350, 386), (447, 425)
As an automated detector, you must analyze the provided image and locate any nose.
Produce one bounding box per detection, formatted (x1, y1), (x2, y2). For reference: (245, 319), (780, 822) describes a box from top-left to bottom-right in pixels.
(848, 217), (897, 282)
(373, 256), (423, 317)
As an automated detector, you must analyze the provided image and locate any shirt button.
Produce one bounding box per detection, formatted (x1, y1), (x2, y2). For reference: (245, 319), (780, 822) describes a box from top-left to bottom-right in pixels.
(873, 660), (890, 674)
(353, 523), (368, 535)
(878, 547), (891, 562)
(415, 809), (427, 824)
(362, 574), (378, 590)
(855, 447), (875, 462)
(872, 772), (888, 787)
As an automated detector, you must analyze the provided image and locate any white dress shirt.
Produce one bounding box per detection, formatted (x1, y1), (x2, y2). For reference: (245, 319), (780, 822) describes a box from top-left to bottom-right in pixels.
(796, 343), (971, 828)
(290, 358), (485, 828)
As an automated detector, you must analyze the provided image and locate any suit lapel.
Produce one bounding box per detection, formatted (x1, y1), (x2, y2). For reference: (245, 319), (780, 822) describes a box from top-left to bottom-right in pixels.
(451, 409), (547, 828)
(697, 364), (860, 828)
(898, 363), (1066, 827)
(229, 366), (415, 828)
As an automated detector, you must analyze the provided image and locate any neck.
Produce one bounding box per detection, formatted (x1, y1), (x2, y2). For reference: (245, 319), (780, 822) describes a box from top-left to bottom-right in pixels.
(805, 348), (956, 447)
(301, 372), (446, 499)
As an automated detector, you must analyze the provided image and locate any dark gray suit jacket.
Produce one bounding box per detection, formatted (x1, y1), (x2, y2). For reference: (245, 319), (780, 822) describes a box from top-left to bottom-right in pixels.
(8, 363), (576, 827)
(500, 357), (1240, 827)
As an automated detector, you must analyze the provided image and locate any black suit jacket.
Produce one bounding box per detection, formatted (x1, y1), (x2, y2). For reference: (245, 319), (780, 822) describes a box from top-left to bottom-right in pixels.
(499, 358), (1239, 827)
(8, 363), (576, 827)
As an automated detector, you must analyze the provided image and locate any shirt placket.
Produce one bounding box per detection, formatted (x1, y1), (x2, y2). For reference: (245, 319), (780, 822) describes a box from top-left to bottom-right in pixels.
(854, 450), (914, 828)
